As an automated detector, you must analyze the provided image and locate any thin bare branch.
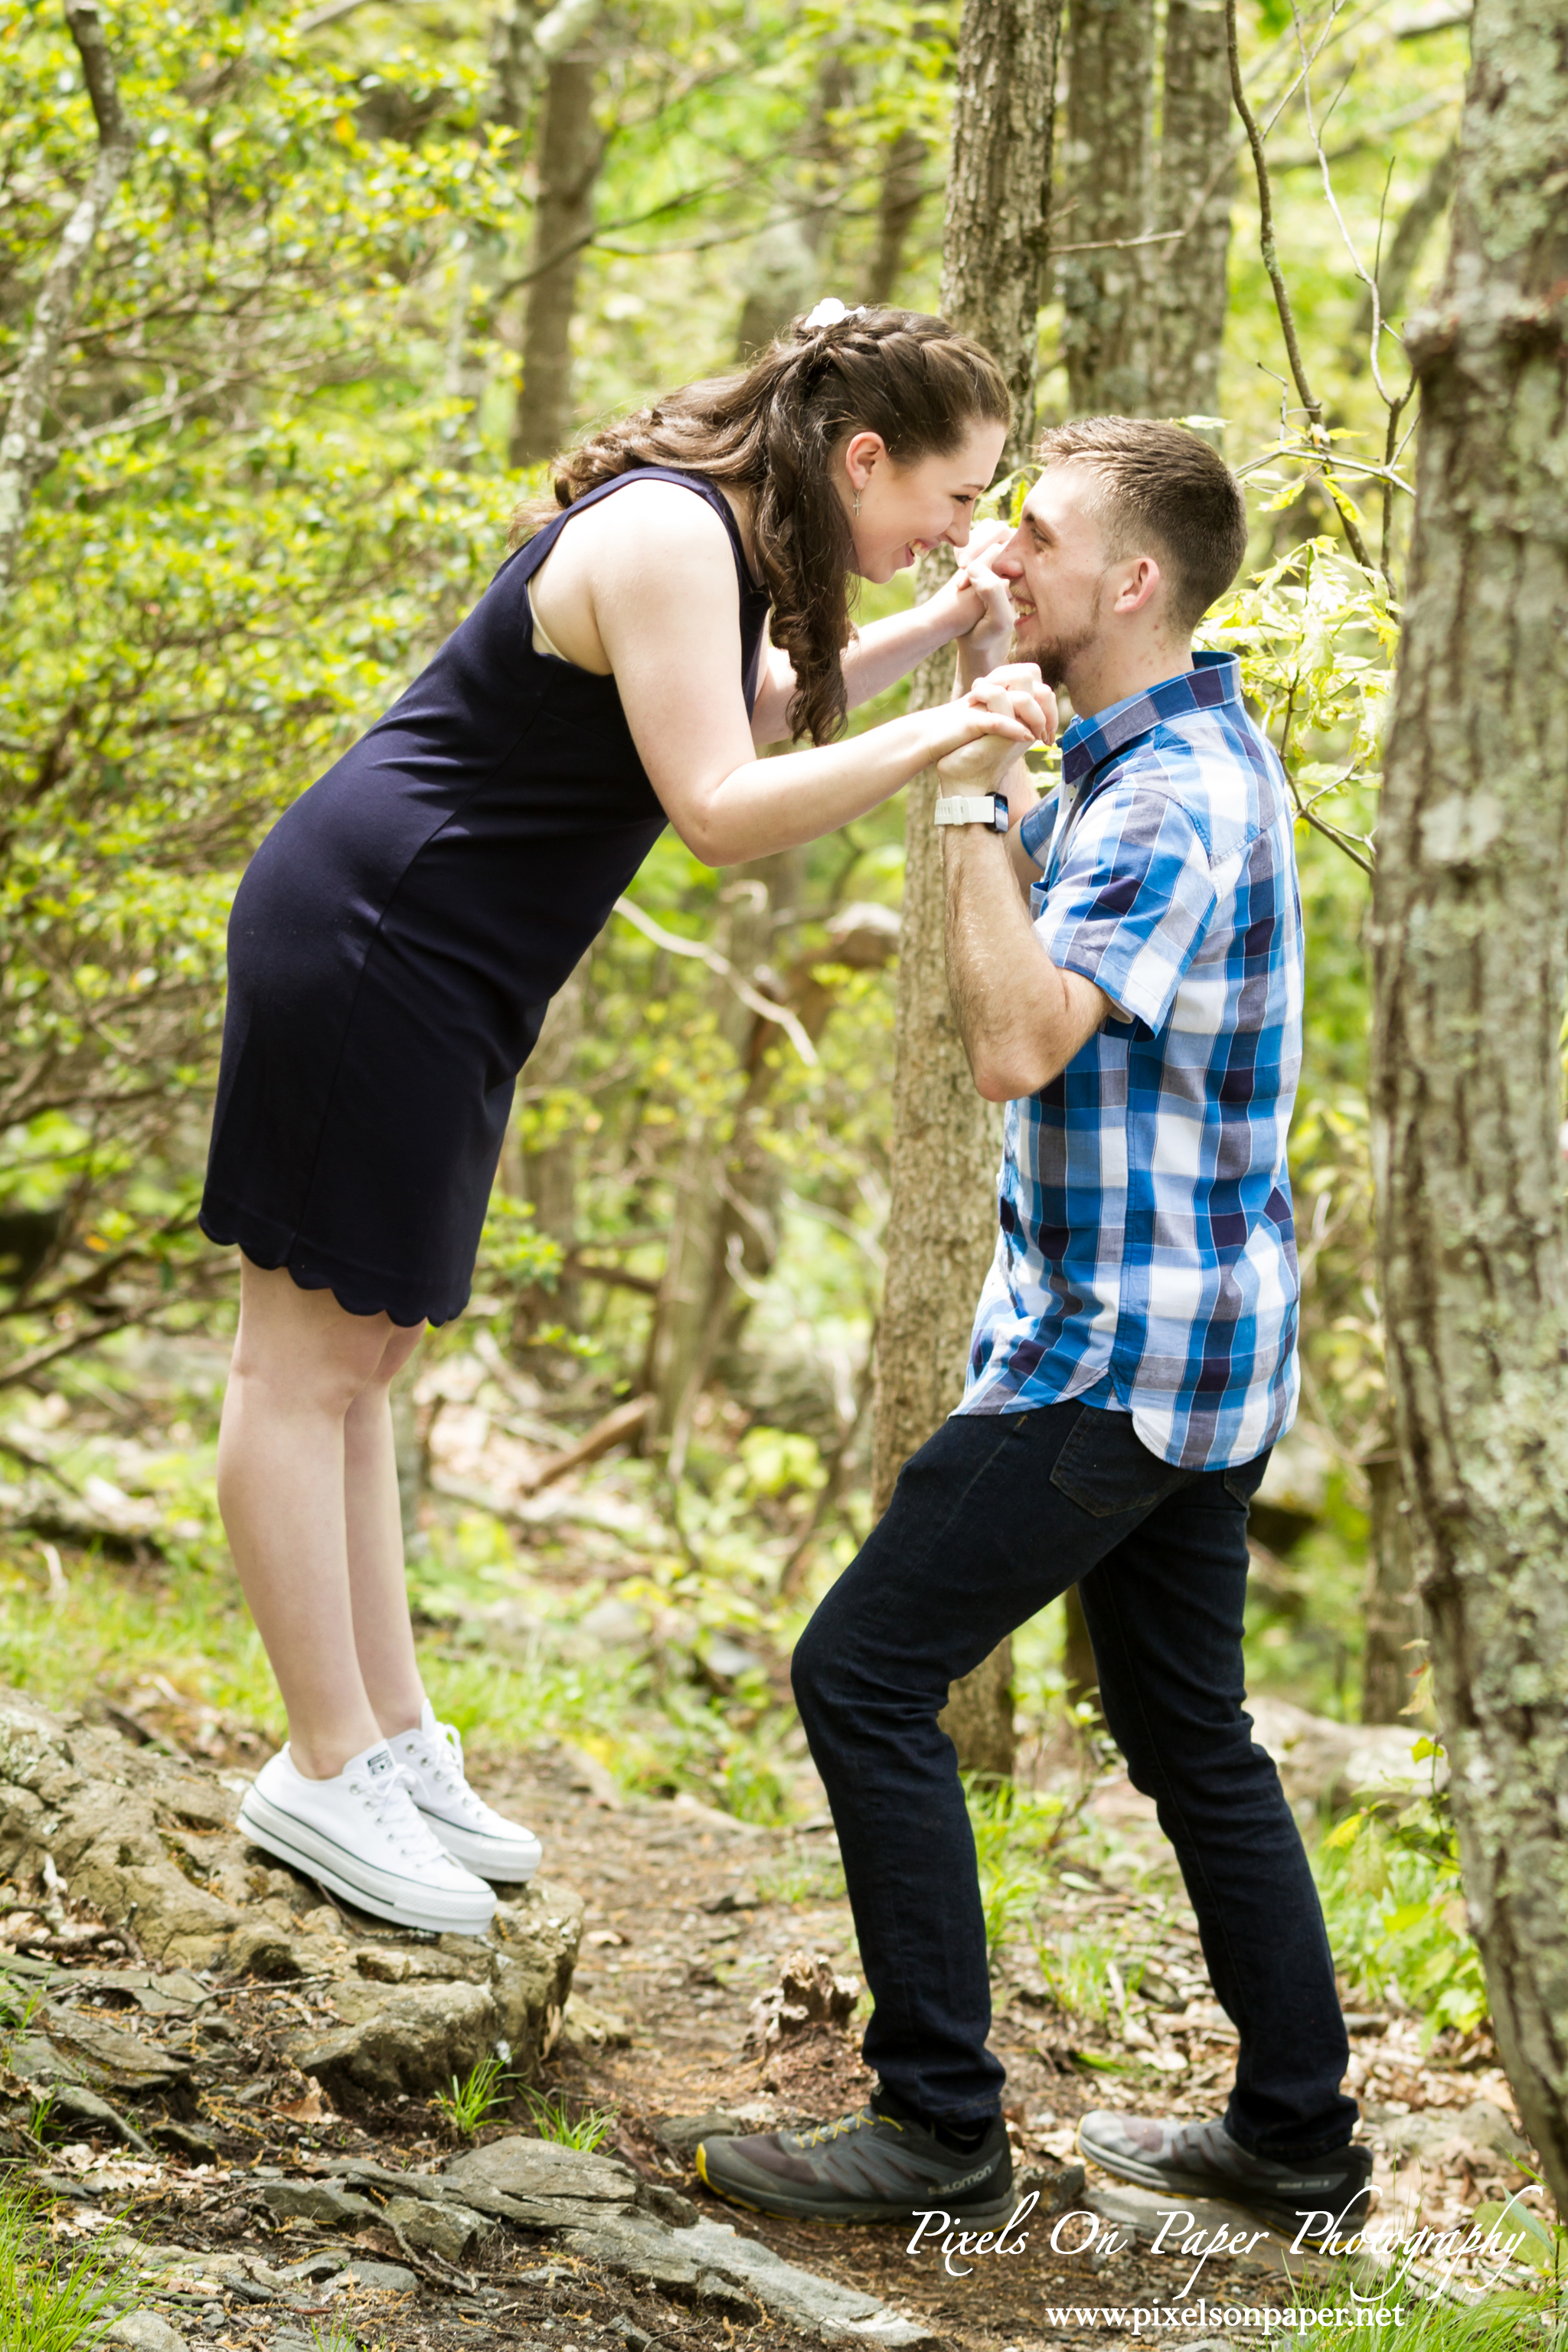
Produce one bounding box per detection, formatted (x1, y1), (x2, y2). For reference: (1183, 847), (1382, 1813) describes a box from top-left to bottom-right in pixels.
(0, 1), (136, 609)
(612, 898), (819, 1067)
(1225, 0), (1376, 573)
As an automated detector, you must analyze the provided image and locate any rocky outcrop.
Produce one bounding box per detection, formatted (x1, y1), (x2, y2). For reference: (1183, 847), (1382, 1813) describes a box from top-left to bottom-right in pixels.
(0, 1686), (582, 2105)
(277, 1892), (581, 2099)
(81, 2139), (942, 2344)
(0, 1689), (245, 1965)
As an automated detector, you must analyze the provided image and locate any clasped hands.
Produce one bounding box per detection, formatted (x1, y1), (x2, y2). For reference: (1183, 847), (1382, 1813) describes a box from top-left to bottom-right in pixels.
(938, 518), (1054, 835)
(939, 666), (1055, 854)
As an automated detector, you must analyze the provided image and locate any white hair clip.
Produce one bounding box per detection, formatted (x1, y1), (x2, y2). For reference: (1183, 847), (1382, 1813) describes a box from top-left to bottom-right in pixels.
(802, 297), (865, 329)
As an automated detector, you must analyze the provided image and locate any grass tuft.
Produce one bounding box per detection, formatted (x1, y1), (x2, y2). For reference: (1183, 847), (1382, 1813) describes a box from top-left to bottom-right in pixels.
(518, 2088), (617, 2151)
(0, 2169), (138, 2350)
(431, 2053), (512, 2141)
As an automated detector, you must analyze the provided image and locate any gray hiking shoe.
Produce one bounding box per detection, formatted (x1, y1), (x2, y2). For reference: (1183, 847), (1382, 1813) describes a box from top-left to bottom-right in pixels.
(1078, 2112), (1372, 2239)
(696, 2102), (1014, 2226)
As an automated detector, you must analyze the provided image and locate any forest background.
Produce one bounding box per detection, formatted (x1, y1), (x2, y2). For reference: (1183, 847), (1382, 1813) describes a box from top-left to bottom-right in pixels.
(0, 0), (1481, 2046)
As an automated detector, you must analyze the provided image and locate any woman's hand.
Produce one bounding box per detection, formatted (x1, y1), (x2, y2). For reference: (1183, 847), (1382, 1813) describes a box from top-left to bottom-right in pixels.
(930, 664), (1057, 789)
(954, 524), (1021, 681)
(926, 520), (1017, 675)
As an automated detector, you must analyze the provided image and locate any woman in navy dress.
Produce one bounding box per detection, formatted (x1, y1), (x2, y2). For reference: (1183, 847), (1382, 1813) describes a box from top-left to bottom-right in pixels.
(203, 305), (1048, 1932)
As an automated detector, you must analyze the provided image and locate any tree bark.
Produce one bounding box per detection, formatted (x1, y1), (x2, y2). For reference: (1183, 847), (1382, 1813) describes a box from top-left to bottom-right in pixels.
(1061, 0), (1155, 416)
(939, 0), (1060, 462)
(511, 957), (588, 1352)
(1148, 0), (1233, 420)
(509, 40), (604, 468)
(1370, 0), (1568, 2205)
(645, 867), (782, 1468)
(1360, 1423), (1423, 1725)
(871, 0), (1063, 1779)
(0, 0), (135, 612)
(864, 127), (928, 308)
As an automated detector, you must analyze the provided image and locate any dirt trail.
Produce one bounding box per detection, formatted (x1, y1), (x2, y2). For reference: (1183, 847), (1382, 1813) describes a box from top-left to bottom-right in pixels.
(5, 1707), (1536, 2352)
(500, 1746), (1536, 2352)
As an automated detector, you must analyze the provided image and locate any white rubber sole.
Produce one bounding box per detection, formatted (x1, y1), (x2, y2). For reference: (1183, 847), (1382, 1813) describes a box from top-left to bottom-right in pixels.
(420, 1808), (543, 1884)
(237, 1787), (496, 1935)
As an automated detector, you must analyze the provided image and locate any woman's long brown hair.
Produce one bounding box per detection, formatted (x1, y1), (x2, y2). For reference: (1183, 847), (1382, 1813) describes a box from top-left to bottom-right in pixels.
(508, 308), (1011, 747)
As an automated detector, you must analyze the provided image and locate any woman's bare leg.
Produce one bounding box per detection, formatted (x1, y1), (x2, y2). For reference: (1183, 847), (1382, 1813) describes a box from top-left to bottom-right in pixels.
(343, 1337), (426, 1740)
(216, 1257), (423, 1781)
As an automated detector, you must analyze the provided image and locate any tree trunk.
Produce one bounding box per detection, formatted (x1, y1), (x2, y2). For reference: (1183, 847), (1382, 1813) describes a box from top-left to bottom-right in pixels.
(735, 219), (820, 361)
(509, 44), (603, 467)
(0, 1), (135, 612)
(1060, 0), (1155, 416)
(734, 46), (854, 359)
(1061, 1583), (1099, 1709)
(939, 0), (1060, 456)
(1359, 1423), (1423, 1725)
(511, 957), (587, 1352)
(1148, 0), (1233, 420)
(864, 127), (927, 307)
(871, 0), (1063, 1779)
(1370, 0), (1568, 2207)
(645, 868), (782, 1468)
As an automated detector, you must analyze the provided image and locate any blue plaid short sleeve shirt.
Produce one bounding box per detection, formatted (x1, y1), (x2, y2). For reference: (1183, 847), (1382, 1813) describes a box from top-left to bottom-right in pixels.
(957, 651), (1304, 1472)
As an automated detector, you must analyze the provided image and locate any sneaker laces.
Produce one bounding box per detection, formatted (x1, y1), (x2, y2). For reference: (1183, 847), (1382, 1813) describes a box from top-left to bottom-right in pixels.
(346, 1758), (451, 1864)
(797, 2107), (889, 2150)
(410, 1717), (494, 1826)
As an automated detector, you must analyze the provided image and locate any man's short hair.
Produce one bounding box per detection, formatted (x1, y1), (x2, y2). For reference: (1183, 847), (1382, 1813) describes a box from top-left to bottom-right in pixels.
(1034, 416), (1249, 633)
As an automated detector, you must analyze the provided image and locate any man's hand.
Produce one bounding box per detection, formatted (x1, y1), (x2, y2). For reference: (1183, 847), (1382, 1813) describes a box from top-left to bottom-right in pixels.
(936, 666), (1055, 889)
(935, 665), (1057, 794)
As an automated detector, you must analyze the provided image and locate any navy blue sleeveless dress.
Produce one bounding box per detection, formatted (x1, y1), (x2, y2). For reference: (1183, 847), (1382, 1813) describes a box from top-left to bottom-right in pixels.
(200, 469), (770, 1326)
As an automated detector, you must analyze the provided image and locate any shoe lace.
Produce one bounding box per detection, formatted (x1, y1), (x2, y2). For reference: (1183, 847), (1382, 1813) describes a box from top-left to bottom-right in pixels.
(348, 1759), (448, 1862)
(413, 1717), (492, 1822)
(797, 2107), (887, 2151)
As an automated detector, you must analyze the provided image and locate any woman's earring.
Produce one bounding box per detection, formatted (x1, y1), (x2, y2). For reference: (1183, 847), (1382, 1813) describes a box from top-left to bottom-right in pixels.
(853, 491), (861, 518)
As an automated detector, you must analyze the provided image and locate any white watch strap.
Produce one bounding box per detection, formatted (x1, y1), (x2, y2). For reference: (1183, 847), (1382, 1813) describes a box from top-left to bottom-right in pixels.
(934, 794), (1000, 827)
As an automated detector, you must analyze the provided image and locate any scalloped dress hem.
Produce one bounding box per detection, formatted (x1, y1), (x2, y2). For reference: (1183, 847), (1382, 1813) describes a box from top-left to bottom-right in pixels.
(198, 1207), (462, 1331)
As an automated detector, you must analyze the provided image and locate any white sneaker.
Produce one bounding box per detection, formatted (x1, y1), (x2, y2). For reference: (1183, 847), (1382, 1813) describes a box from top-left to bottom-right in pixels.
(238, 1739), (496, 1935)
(390, 1703), (544, 1884)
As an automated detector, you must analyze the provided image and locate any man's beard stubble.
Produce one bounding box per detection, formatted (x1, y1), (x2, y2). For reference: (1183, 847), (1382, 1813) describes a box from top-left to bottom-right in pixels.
(1011, 576), (1106, 692)
(1014, 616), (1096, 692)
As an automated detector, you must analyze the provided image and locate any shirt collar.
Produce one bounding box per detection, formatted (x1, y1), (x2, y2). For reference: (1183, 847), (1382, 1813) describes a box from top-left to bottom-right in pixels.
(1059, 650), (1241, 791)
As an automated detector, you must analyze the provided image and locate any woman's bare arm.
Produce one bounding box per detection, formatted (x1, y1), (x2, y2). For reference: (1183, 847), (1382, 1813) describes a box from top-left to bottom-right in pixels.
(583, 488), (1049, 866)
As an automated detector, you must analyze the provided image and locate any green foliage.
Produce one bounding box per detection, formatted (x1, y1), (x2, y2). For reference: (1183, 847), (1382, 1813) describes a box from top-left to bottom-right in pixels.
(1471, 2191), (1566, 2284)
(433, 2052), (512, 2140)
(0, 0), (1479, 2063)
(965, 1776), (1083, 1962)
(306, 2318), (359, 2352)
(1032, 1926), (1146, 2026)
(1206, 537), (1395, 874)
(1294, 2270), (1567, 2352)
(1312, 1752), (1490, 2040)
(518, 2089), (617, 2152)
(0, 2167), (136, 2349)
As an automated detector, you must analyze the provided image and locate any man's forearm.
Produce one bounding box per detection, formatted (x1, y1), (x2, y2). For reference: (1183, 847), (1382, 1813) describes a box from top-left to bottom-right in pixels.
(942, 829), (1109, 1102)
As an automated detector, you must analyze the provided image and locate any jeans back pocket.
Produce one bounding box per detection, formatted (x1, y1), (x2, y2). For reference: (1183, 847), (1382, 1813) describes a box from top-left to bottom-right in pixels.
(1049, 1405), (1193, 1520)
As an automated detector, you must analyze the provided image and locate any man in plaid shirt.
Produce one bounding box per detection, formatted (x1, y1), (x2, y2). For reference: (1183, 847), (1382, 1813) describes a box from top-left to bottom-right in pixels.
(698, 420), (1368, 2243)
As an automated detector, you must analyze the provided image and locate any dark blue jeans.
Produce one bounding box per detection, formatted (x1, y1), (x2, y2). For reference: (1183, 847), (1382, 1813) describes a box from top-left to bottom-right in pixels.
(791, 1400), (1356, 2158)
